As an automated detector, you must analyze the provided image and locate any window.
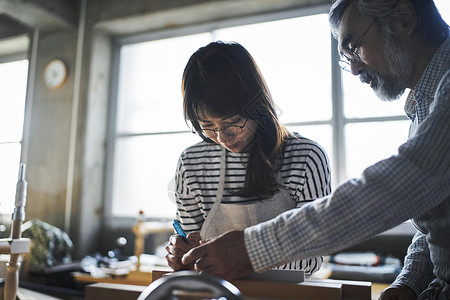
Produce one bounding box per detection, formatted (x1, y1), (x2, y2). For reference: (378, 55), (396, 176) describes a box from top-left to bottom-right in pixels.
(109, 34), (210, 219)
(107, 2), (450, 221)
(0, 59), (29, 216)
(108, 12), (333, 221)
(340, 0), (450, 179)
(341, 72), (410, 179)
(214, 14), (333, 167)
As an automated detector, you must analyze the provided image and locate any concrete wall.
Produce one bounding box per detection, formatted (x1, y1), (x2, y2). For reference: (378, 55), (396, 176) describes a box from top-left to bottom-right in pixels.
(26, 30), (78, 229)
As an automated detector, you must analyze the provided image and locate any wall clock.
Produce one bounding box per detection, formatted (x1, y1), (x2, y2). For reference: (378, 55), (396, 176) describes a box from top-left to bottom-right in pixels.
(44, 59), (68, 90)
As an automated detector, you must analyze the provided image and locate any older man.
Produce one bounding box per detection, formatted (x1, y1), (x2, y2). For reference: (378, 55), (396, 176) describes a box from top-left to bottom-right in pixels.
(183, 0), (450, 299)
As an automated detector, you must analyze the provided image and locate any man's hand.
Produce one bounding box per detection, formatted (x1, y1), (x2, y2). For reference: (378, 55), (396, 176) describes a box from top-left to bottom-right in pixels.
(379, 286), (417, 300)
(181, 230), (254, 281)
(165, 232), (202, 270)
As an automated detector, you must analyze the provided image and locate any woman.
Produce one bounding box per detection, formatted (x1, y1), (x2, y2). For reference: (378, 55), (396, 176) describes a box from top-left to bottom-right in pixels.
(165, 41), (331, 275)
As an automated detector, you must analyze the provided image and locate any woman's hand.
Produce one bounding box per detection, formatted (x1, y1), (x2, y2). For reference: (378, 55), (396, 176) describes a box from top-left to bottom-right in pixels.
(165, 231), (202, 270)
(379, 286), (417, 300)
(182, 230), (253, 281)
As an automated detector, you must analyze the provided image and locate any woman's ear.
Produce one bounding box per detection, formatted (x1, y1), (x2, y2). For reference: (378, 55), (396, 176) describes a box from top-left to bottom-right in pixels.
(395, 0), (418, 37)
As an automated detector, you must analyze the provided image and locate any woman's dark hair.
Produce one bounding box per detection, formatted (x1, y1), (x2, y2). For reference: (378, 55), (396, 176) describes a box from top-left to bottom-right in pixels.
(182, 41), (291, 199)
(329, 0), (449, 45)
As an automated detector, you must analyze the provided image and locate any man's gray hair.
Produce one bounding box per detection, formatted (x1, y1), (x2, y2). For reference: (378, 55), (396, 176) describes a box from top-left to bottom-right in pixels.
(329, 0), (449, 45)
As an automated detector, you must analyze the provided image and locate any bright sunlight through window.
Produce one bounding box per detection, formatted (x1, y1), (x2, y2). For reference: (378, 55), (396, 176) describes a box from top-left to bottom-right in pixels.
(0, 60), (28, 215)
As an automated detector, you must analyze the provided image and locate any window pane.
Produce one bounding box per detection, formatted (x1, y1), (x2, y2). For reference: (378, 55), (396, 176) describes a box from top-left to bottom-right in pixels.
(0, 144), (22, 214)
(0, 60), (28, 141)
(0, 60), (28, 215)
(111, 132), (200, 218)
(215, 14), (332, 123)
(342, 71), (407, 118)
(116, 33), (211, 134)
(345, 120), (410, 180)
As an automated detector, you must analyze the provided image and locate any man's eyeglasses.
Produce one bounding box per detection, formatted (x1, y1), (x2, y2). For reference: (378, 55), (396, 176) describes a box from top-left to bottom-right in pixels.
(339, 19), (377, 72)
(200, 118), (249, 138)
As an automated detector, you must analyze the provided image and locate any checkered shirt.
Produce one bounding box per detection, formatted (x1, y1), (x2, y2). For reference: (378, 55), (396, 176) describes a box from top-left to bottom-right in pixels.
(244, 37), (450, 297)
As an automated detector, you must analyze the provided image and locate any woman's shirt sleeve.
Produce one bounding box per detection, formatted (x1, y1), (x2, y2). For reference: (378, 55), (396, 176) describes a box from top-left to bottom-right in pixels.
(301, 142), (332, 204)
(174, 155), (204, 233)
(277, 138), (332, 275)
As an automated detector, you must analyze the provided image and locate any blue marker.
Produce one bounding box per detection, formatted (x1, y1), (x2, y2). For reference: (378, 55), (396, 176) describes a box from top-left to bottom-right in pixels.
(173, 219), (187, 241)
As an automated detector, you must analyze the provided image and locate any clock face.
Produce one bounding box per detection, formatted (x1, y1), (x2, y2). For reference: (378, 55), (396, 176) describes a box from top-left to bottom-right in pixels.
(44, 59), (68, 89)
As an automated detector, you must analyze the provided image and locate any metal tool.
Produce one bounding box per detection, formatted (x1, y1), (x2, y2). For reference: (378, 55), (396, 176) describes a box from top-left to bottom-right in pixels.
(0, 163), (31, 300)
(137, 270), (242, 300)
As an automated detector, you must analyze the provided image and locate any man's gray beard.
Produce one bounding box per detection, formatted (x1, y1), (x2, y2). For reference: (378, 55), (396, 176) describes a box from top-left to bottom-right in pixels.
(370, 33), (414, 101)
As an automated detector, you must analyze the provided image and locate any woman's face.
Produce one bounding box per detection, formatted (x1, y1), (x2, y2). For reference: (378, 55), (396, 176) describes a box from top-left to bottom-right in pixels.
(198, 115), (258, 153)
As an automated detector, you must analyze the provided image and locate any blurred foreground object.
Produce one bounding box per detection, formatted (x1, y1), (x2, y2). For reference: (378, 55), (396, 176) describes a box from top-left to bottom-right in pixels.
(0, 163), (30, 300)
(21, 219), (73, 269)
(132, 211), (172, 270)
(137, 270), (242, 300)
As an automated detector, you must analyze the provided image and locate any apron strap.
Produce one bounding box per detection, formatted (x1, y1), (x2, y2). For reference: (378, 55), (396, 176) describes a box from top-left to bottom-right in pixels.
(200, 149), (293, 238)
(217, 148), (226, 202)
(199, 148), (227, 239)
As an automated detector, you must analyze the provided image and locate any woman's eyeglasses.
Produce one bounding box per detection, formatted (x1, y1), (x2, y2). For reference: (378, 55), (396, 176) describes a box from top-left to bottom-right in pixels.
(200, 118), (249, 138)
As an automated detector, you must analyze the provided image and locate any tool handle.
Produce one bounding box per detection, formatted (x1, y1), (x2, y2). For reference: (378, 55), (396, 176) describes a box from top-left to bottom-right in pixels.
(4, 255), (20, 300)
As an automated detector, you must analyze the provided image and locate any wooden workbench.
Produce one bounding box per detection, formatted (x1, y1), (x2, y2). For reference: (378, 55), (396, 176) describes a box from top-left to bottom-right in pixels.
(85, 269), (372, 300)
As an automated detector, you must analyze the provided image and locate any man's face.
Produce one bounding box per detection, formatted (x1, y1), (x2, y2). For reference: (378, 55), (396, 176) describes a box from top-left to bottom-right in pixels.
(337, 2), (414, 101)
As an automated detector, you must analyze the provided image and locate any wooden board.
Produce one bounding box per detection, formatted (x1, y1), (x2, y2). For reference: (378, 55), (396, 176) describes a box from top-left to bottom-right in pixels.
(73, 270), (153, 286)
(108, 270), (342, 300)
(152, 269), (371, 300)
(84, 269), (372, 300)
(308, 278), (371, 300)
(85, 283), (146, 300)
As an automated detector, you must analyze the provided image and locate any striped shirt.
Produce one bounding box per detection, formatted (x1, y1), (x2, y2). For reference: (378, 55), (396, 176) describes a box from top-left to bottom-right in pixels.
(174, 133), (332, 274)
(244, 37), (450, 296)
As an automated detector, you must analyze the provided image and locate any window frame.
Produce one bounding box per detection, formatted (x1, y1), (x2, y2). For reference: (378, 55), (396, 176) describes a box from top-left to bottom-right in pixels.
(104, 5), (408, 226)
